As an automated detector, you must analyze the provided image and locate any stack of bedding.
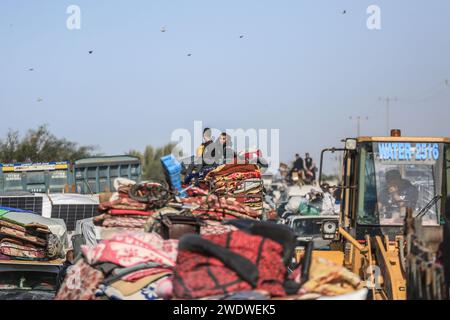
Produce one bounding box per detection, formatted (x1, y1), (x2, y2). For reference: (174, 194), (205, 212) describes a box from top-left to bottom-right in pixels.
(204, 164), (264, 214)
(0, 211), (62, 261)
(56, 232), (177, 300)
(95, 180), (158, 233)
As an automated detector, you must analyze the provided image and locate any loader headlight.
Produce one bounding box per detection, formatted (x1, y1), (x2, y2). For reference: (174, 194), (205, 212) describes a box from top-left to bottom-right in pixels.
(345, 138), (357, 150)
(322, 220), (338, 239)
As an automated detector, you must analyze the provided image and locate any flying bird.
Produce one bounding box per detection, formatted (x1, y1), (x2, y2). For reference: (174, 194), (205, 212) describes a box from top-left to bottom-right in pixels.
(88, 50), (93, 54)
(37, 98), (43, 102)
(239, 35), (244, 38)
(28, 68), (34, 71)
(160, 26), (166, 32)
(187, 53), (192, 57)
(342, 10), (347, 14)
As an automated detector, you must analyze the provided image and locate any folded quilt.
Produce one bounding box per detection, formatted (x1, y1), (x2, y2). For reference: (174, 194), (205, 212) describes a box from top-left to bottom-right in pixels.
(0, 219), (50, 236)
(181, 195), (261, 220)
(100, 276), (170, 300)
(215, 181), (262, 193)
(200, 221), (238, 236)
(0, 239), (46, 260)
(82, 232), (178, 271)
(205, 164), (260, 180)
(213, 172), (262, 183)
(108, 209), (156, 216)
(110, 272), (171, 296)
(0, 226), (47, 247)
(99, 197), (148, 212)
(93, 214), (149, 229)
(102, 217), (148, 229)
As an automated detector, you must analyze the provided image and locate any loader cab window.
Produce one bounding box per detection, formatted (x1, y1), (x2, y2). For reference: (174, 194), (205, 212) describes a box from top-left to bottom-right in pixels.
(358, 142), (444, 226)
(446, 146), (450, 219)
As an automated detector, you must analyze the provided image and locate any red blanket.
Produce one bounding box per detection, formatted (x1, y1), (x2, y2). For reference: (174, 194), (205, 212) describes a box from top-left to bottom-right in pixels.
(173, 230), (287, 299)
(108, 209), (156, 216)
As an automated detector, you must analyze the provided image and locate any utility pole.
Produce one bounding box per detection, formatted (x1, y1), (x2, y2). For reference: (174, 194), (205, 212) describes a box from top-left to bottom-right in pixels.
(349, 116), (369, 136)
(378, 97), (398, 135)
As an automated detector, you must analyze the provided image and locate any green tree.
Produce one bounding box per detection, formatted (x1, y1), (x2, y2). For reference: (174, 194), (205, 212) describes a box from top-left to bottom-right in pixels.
(0, 124), (97, 163)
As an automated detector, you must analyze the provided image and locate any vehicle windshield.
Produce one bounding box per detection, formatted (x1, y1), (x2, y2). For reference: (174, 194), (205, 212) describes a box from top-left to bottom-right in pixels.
(291, 218), (323, 237)
(357, 142), (444, 226)
(0, 272), (56, 292)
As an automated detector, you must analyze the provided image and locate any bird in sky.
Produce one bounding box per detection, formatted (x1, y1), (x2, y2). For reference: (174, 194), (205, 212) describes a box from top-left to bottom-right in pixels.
(28, 68), (34, 71)
(342, 10), (347, 14)
(187, 53), (192, 57)
(160, 26), (166, 32)
(88, 50), (93, 54)
(37, 98), (43, 102)
(239, 35), (244, 38)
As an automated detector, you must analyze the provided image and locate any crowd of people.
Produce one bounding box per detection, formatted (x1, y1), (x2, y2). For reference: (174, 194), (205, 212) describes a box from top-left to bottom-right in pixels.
(273, 153), (317, 186)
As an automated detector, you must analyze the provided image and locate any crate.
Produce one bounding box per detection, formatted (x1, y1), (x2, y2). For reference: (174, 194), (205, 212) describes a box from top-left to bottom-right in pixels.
(160, 155), (186, 197)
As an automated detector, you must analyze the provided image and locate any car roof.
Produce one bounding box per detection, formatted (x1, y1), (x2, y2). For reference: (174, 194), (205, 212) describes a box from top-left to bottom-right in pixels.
(288, 215), (338, 220)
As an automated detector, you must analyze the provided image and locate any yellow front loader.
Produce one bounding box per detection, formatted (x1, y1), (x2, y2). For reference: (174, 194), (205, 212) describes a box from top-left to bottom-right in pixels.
(315, 130), (450, 300)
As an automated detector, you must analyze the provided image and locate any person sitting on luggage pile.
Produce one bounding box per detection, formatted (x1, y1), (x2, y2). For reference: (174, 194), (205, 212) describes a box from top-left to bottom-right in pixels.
(289, 153), (306, 183)
(204, 132), (236, 166)
(304, 152), (317, 184)
(184, 128), (215, 184)
(196, 128), (214, 158)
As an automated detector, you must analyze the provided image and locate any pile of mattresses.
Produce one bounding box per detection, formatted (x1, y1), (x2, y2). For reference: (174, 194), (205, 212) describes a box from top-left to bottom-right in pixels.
(0, 207), (64, 261)
(56, 221), (367, 300)
(92, 179), (161, 239)
(144, 187), (261, 237)
(204, 164), (264, 215)
(181, 191), (261, 221)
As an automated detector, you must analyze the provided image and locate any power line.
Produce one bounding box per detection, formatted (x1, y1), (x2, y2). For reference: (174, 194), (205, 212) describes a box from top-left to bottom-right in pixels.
(378, 97), (398, 135)
(401, 80), (450, 104)
(349, 116), (369, 136)
(376, 79), (450, 135)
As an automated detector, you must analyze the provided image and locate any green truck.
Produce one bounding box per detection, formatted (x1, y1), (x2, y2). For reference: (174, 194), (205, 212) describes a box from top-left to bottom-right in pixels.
(0, 155), (141, 195)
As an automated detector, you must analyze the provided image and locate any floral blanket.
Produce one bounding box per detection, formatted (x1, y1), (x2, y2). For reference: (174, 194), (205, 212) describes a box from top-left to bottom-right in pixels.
(82, 232), (178, 270)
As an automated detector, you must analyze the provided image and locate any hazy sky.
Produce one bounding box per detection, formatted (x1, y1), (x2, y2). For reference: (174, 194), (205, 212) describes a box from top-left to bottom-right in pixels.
(1, 0), (450, 163)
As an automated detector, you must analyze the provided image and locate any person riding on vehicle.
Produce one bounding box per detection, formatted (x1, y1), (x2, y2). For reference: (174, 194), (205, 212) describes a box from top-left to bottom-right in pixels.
(204, 132), (236, 165)
(304, 152), (317, 184)
(196, 128), (214, 158)
(274, 163), (289, 183)
(289, 154), (306, 184)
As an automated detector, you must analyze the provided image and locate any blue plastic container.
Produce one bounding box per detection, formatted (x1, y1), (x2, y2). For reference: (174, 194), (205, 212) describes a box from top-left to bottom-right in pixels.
(160, 155), (186, 197)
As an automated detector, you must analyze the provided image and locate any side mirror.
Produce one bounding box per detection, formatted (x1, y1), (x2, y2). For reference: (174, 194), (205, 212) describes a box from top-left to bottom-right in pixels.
(319, 148), (345, 189)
